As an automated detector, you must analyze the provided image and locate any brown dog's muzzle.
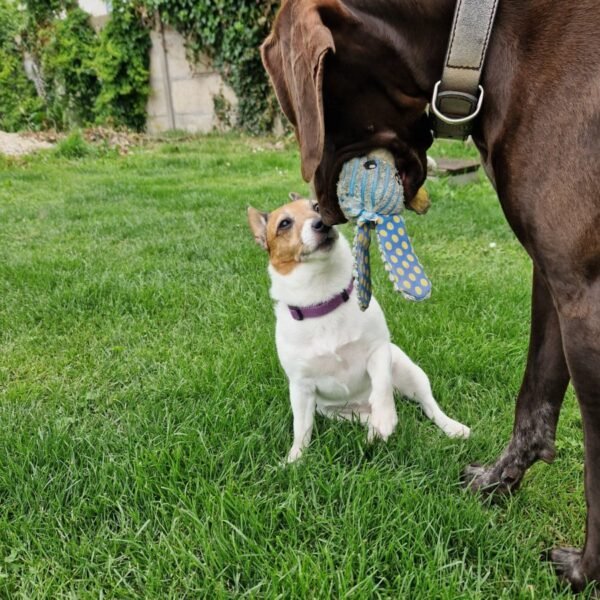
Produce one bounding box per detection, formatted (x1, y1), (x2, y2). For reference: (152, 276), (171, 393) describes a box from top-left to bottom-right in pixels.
(313, 132), (431, 226)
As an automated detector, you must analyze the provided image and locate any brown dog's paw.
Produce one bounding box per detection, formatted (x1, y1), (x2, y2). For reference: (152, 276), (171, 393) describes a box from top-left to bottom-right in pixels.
(546, 547), (597, 594)
(406, 186), (431, 214)
(461, 462), (523, 499)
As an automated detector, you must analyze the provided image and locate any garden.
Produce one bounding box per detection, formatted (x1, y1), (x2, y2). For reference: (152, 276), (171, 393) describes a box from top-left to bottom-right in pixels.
(0, 0), (591, 596)
(0, 134), (585, 597)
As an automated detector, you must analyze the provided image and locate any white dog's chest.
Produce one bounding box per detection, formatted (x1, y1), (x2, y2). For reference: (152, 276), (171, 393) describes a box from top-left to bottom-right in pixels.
(277, 321), (376, 405)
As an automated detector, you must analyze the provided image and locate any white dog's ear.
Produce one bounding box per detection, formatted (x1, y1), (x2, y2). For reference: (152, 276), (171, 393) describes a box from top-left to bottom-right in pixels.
(247, 206), (269, 250)
(289, 192), (303, 202)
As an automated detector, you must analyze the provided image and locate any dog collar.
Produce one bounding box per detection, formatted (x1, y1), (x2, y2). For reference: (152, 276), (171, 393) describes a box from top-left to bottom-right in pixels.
(430, 0), (499, 139)
(287, 279), (354, 321)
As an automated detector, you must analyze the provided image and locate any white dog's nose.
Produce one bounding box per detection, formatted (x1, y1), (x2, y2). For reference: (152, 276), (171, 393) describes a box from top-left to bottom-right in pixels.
(311, 218), (329, 232)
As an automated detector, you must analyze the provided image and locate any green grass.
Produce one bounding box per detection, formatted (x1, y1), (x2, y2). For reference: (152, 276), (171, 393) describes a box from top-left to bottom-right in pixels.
(0, 134), (588, 598)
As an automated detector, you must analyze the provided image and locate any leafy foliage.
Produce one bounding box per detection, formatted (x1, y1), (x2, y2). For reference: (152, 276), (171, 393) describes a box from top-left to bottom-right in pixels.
(38, 7), (100, 128)
(0, 0), (45, 131)
(1, 0), (278, 133)
(22, 0), (75, 28)
(94, 0), (151, 131)
(142, 0), (279, 132)
(1, 0), (150, 132)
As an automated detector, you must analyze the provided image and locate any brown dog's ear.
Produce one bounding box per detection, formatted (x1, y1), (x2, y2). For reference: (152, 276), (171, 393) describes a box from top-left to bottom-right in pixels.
(261, 1), (340, 182)
(247, 207), (270, 250)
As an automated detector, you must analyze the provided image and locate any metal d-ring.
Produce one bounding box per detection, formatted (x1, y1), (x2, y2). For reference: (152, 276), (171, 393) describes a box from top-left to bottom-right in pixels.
(430, 80), (485, 126)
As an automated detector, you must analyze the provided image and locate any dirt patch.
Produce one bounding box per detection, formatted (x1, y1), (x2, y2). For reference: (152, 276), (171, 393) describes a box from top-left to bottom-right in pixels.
(0, 131), (54, 156)
(0, 128), (147, 157)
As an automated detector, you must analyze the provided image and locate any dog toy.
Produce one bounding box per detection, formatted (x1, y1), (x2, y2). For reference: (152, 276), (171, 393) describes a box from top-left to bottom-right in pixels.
(337, 149), (431, 310)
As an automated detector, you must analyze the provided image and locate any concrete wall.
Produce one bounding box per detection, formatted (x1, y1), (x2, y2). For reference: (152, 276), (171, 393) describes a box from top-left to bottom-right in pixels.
(78, 0), (110, 32)
(78, 0), (110, 17)
(78, 2), (238, 133)
(146, 26), (238, 134)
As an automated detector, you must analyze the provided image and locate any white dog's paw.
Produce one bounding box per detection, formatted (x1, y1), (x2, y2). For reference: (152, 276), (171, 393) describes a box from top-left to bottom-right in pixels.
(368, 405), (398, 442)
(286, 446), (304, 463)
(441, 418), (471, 439)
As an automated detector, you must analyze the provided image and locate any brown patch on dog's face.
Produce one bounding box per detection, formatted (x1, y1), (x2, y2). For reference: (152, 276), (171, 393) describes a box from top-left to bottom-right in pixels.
(248, 198), (336, 275)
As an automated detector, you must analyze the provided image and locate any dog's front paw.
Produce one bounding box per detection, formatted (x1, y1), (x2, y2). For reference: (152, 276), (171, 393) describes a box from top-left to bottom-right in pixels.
(461, 461), (523, 498)
(368, 405), (398, 442)
(286, 446), (304, 464)
(441, 418), (471, 439)
(546, 547), (595, 593)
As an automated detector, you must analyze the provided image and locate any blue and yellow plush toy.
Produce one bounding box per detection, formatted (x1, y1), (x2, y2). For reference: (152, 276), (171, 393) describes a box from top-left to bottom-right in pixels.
(337, 149), (431, 310)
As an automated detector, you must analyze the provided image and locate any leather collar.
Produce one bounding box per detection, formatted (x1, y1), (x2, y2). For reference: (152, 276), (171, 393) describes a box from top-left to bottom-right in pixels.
(430, 0), (500, 139)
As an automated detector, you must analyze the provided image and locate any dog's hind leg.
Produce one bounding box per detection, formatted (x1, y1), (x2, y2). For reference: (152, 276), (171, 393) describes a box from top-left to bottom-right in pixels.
(390, 344), (470, 438)
(463, 268), (570, 496)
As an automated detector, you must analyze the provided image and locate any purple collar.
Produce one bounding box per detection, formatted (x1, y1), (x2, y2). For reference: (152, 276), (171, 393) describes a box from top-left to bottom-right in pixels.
(287, 279), (354, 321)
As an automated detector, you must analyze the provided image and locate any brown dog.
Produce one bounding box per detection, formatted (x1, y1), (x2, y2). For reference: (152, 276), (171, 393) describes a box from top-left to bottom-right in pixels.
(261, 0), (600, 592)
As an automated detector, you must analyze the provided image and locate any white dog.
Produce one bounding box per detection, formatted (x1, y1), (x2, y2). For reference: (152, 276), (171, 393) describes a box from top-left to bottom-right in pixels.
(248, 194), (470, 463)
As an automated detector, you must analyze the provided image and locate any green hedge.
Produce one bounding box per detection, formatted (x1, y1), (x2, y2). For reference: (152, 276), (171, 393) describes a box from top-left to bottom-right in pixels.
(0, 0), (45, 131)
(38, 7), (101, 128)
(1, 0), (278, 133)
(0, 0), (150, 131)
(94, 0), (151, 131)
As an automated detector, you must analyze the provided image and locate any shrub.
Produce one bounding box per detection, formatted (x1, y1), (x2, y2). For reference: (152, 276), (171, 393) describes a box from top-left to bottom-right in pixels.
(38, 7), (101, 128)
(1, 0), (279, 134)
(0, 0), (45, 131)
(53, 129), (92, 158)
(94, 0), (151, 131)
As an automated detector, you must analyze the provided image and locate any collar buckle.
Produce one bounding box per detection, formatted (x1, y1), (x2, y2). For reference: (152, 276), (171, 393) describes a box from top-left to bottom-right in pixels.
(430, 81), (484, 139)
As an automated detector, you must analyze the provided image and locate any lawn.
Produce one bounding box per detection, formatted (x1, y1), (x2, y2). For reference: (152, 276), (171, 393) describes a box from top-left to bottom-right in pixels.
(0, 134), (587, 598)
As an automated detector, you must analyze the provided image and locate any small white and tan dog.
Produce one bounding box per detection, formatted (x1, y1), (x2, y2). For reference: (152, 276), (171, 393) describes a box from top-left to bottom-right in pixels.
(248, 194), (470, 463)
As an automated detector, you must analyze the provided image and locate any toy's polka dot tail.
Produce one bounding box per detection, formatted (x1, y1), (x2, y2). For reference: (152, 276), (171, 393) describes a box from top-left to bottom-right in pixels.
(337, 150), (432, 308)
(376, 215), (431, 301)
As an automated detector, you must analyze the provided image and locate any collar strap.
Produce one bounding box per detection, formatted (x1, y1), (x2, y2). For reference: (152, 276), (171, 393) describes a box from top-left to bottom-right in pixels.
(288, 279), (354, 321)
(430, 0), (500, 139)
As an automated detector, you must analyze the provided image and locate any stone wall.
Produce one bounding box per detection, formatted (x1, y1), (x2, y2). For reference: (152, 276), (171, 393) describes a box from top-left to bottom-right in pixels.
(79, 2), (238, 134)
(146, 26), (238, 134)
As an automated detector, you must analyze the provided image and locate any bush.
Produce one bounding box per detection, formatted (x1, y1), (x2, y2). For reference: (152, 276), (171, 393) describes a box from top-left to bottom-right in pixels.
(23, 0), (75, 28)
(94, 0), (151, 131)
(0, 0), (45, 131)
(53, 129), (92, 158)
(38, 7), (100, 128)
(1, 0), (279, 134)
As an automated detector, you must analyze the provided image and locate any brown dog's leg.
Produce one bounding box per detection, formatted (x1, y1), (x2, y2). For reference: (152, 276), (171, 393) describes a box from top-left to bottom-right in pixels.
(463, 267), (570, 495)
(548, 300), (600, 591)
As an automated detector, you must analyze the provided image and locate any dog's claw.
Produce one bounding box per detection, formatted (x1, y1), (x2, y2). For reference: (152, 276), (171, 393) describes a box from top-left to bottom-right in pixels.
(461, 462), (522, 498)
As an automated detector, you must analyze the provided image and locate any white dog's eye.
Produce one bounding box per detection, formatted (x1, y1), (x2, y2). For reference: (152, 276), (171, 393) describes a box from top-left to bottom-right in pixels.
(278, 218), (292, 231)
(313, 203), (320, 213)
(364, 160), (377, 170)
